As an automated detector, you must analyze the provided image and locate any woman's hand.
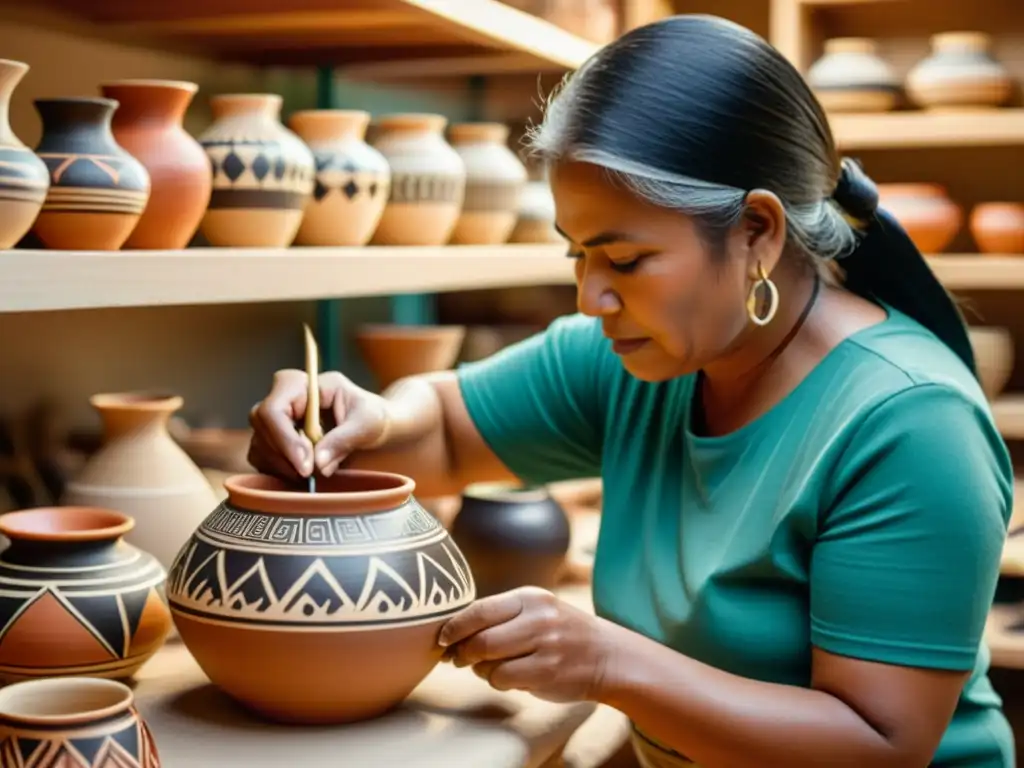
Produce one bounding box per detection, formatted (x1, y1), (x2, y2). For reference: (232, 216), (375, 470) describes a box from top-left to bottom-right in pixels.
(248, 369), (390, 480)
(438, 586), (617, 703)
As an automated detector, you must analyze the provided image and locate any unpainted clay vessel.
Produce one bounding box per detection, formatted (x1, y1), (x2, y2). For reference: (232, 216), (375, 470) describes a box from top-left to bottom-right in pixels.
(0, 506), (171, 683)
(369, 114), (466, 246)
(807, 38), (899, 113)
(198, 94), (315, 247)
(61, 393), (219, 572)
(32, 97), (150, 250)
(906, 32), (1012, 110)
(166, 471), (476, 724)
(450, 484), (571, 597)
(876, 183), (962, 254)
(0, 59), (48, 248)
(968, 326), (1013, 400)
(101, 79), (212, 249)
(448, 122), (527, 244)
(355, 323), (466, 391)
(288, 109), (391, 246)
(969, 202), (1024, 254)
(0, 677), (160, 766)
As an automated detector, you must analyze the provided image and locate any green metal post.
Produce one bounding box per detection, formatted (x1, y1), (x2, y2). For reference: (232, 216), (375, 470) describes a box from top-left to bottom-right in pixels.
(315, 65), (343, 370)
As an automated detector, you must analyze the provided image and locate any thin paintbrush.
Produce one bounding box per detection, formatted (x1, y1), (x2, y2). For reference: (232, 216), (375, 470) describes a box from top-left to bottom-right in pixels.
(302, 323), (324, 493)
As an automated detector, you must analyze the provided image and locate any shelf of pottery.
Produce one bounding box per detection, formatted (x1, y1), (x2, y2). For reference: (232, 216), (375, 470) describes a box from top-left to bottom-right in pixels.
(0, 60), (575, 313)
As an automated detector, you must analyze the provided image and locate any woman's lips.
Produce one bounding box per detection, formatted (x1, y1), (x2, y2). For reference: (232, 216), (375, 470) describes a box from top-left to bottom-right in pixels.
(610, 337), (649, 355)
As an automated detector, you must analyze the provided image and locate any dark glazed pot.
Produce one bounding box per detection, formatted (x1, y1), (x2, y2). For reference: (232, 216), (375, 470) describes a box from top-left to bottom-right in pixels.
(449, 484), (571, 597)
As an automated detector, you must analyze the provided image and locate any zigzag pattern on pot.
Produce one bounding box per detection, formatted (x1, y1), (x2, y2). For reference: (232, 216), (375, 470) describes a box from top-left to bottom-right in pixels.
(0, 711), (158, 767)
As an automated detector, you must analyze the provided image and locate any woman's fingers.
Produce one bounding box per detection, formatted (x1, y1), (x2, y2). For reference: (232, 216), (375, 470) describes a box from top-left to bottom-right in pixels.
(249, 369), (312, 477)
(247, 429), (304, 482)
(447, 612), (541, 668)
(438, 590), (529, 648)
(315, 394), (390, 476)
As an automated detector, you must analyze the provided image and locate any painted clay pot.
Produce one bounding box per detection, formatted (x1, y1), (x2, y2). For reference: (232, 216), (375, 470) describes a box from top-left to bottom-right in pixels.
(968, 326), (1013, 400)
(288, 109), (391, 246)
(906, 32), (1011, 111)
(450, 484), (571, 597)
(448, 122), (527, 244)
(100, 79), (212, 250)
(0, 677), (160, 766)
(369, 114), (466, 246)
(876, 183), (962, 254)
(0, 60), (48, 248)
(32, 97), (150, 251)
(0, 506), (171, 683)
(166, 471), (476, 724)
(61, 393), (219, 573)
(355, 324), (466, 391)
(807, 38), (899, 113)
(509, 178), (562, 244)
(198, 94), (315, 247)
(969, 202), (1024, 254)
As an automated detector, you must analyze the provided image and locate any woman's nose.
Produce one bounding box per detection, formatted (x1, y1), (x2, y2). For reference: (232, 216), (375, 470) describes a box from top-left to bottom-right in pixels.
(575, 261), (621, 317)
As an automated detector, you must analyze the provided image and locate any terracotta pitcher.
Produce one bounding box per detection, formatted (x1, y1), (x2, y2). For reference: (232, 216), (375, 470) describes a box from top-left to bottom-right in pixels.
(61, 393), (219, 572)
(101, 79), (212, 249)
(0, 59), (48, 248)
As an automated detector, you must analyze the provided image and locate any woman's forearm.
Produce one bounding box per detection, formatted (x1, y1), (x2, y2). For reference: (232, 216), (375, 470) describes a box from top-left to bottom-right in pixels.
(596, 621), (902, 768)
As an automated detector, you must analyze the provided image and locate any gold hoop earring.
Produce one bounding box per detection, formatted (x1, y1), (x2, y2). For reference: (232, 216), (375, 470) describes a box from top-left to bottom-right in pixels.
(746, 262), (779, 327)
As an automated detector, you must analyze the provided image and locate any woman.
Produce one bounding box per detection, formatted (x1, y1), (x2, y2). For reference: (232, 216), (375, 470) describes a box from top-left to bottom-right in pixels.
(248, 15), (1014, 768)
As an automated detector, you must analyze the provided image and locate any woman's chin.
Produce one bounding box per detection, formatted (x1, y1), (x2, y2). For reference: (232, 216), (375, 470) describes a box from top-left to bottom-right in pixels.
(617, 354), (695, 383)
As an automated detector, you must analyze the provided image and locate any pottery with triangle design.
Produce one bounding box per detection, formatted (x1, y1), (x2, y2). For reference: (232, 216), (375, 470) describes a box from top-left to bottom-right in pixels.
(0, 506), (172, 684)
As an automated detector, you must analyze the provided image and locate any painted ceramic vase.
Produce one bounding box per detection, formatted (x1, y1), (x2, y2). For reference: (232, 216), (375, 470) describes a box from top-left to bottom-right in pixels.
(369, 114), (466, 246)
(0, 60), (48, 248)
(0, 677), (160, 766)
(807, 38), (899, 113)
(906, 32), (1011, 110)
(876, 183), (962, 254)
(288, 109), (391, 246)
(61, 393), (219, 573)
(166, 471), (476, 724)
(32, 97), (150, 251)
(354, 324), (466, 391)
(509, 178), (562, 244)
(969, 202), (1024, 254)
(100, 79), (212, 250)
(449, 484), (571, 597)
(198, 94), (315, 247)
(0, 506), (171, 684)
(448, 122), (527, 244)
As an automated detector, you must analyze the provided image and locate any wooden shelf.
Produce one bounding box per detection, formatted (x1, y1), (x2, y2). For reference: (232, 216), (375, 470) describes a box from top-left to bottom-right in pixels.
(830, 110), (1024, 151)
(925, 256), (1024, 290)
(993, 396), (1024, 440)
(26, 0), (600, 74)
(0, 245), (575, 313)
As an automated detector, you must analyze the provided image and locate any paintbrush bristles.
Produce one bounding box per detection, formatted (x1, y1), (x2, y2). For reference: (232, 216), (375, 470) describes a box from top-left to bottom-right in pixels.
(302, 323), (324, 445)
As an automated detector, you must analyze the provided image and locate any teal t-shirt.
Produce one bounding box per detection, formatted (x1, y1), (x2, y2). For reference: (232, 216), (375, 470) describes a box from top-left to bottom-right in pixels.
(456, 305), (1015, 766)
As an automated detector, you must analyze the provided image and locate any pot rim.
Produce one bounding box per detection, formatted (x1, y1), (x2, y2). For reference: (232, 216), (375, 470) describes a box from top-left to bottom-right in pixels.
(223, 470), (416, 515)
(89, 390), (183, 413)
(0, 677), (134, 726)
(0, 506), (134, 542)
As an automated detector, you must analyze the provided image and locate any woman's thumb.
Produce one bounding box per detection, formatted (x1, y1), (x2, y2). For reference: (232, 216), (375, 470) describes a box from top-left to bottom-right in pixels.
(313, 400), (388, 476)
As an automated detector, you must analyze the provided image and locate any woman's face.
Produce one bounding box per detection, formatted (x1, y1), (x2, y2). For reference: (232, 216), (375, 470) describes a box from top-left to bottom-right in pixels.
(549, 160), (785, 382)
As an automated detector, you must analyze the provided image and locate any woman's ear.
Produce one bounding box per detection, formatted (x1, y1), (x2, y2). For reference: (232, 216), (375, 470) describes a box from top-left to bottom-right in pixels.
(738, 189), (787, 279)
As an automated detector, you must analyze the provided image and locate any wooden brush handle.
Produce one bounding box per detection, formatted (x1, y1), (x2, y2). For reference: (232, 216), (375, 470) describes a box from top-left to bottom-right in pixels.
(302, 323), (324, 445)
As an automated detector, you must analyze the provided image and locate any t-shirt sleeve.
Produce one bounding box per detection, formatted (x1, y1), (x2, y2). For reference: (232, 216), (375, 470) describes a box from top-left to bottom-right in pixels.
(455, 313), (612, 486)
(810, 383), (1013, 671)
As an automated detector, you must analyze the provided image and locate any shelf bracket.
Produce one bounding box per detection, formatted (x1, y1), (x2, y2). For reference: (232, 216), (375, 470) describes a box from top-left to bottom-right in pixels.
(314, 65), (343, 370)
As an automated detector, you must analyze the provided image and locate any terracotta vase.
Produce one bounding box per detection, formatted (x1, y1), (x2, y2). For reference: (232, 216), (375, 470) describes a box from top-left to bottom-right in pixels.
(287, 109), (391, 246)
(166, 471), (476, 724)
(0, 677), (160, 766)
(369, 114), (466, 246)
(449, 484), (571, 597)
(448, 122), (527, 245)
(876, 183), (962, 254)
(968, 326), (1013, 400)
(509, 178), (562, 244)
(906, 32), (1012, 111)
(0, 60), (48, 248)
(198, 94), (315, 247)
(355, 324), (466, 391)
(970, 202), (1024, 254)
(32, 97), (150, 251)
(61, 393), (219, 572)
(807, 38), (899, 113)
(0, 506), (171, 683)
(100, 79), (212, 250)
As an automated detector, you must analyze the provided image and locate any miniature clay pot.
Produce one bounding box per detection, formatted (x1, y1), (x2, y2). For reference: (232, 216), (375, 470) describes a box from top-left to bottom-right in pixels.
(449, 484), (571, 597)
(198, 94), (316, 247)
(0, 59), (49, 248)
(369, 114), (466, 246)
(969, 202), (1024, 254)
(354, 324), (466, 391)
(807, 38), (899, 113)
(166, 471), (476, 724)
(906, 32), (1012, 111)
(968, 326), (1013, 400)
(448, 122), (527, 244)
(876, 183), (962, 254)
(32, 97), (150, 250)
(0, 677), (160, 766)
(288, 109), (391, 246)
(101, 79), (212, 250)
(0, 506), (171, 683)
